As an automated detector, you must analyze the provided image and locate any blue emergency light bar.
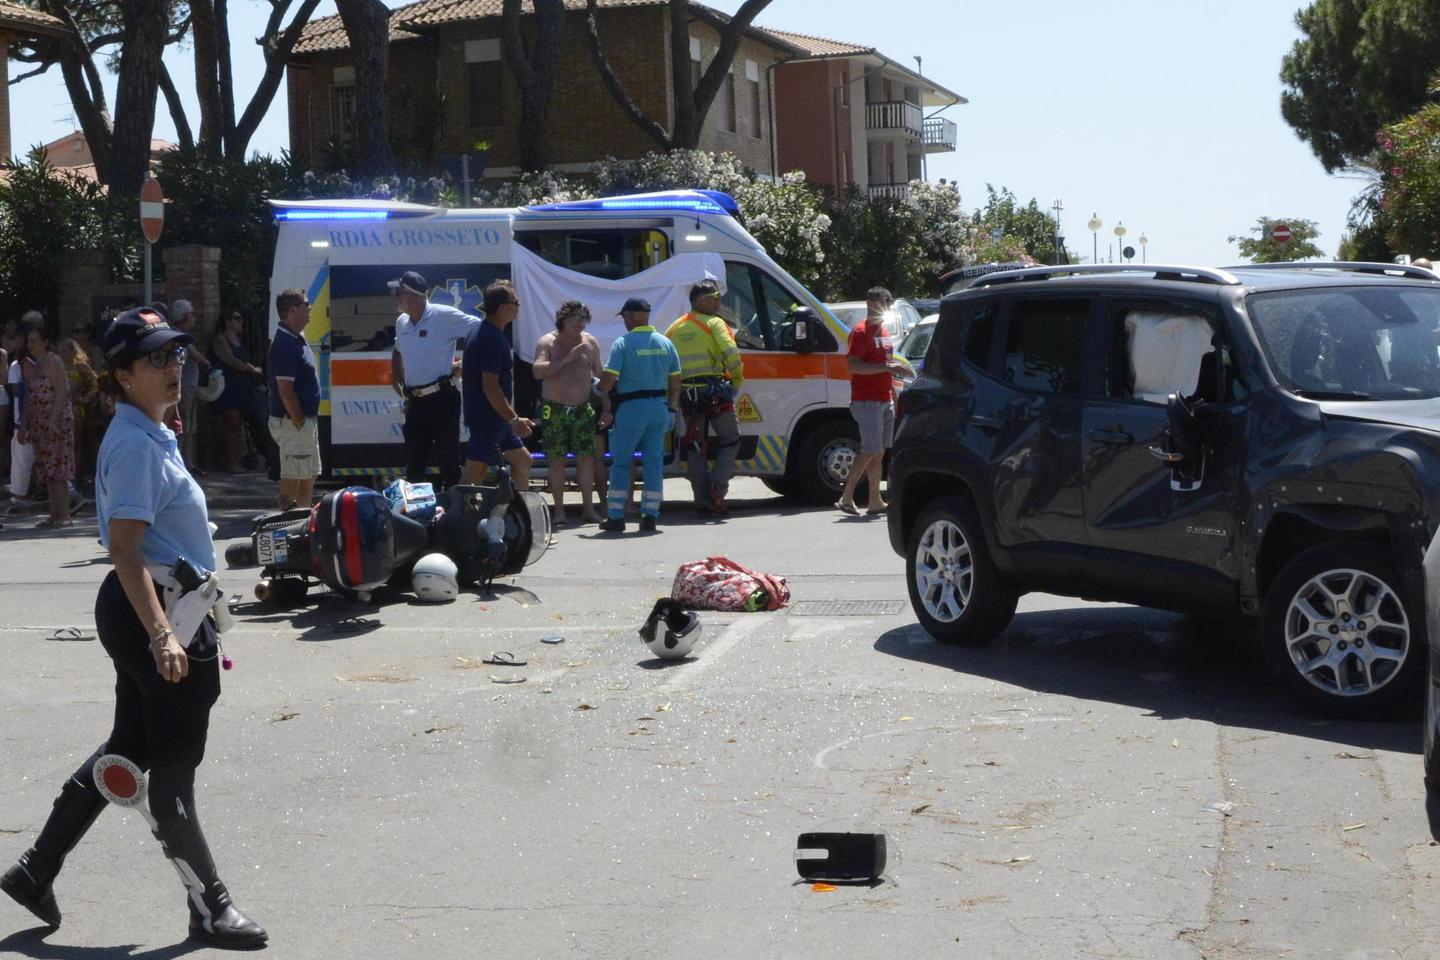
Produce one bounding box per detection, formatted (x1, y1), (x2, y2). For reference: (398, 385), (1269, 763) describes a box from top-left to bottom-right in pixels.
(527, 190), (740, 218)
(275, 209), (391, 221)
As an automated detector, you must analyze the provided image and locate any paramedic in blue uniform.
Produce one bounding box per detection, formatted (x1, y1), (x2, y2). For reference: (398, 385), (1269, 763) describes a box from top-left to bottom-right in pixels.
(597, 298), (682, 533)
(390, 270), (481, 489)
(1, 308), (266, 949)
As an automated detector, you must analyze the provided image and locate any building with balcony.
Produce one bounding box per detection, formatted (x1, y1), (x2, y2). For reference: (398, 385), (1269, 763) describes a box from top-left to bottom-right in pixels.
(287, 0), (801, 180)
(282, 2), (964, 200)
(768, 29), (965, 201)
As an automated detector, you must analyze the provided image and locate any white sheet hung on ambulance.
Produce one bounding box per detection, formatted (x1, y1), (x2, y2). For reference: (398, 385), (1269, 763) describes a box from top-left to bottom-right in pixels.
(509, 240), (726, 363)
(1125, 310), (1214, 404)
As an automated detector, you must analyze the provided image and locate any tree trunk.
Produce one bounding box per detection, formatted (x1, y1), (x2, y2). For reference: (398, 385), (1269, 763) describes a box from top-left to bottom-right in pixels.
(584, 0), (672, 150)
(586, 0), (773, 153)
(502, 0), (566, 172)
(190, 0), (223, 151)
(158, 62), (195, 150)
(233, 0), (324, 159)
(109, 0), (169, 195)
(335, 0), (393, 177)
(668, 0), (696, 149)
(216, 0), (236, 152)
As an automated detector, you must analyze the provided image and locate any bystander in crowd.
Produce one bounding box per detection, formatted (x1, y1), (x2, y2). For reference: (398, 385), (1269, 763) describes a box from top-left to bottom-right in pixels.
(461, 280), (533, 486)
(533, 300), (609, 525)
(267, 289), (321, 509)
(57, 339), (101, 485)
(19, 322), (78, 528)
(6, 314), (38, 513)
(210, 309), (266, 473)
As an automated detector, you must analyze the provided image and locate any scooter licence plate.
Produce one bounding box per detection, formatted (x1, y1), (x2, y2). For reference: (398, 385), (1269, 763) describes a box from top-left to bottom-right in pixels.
(256, 530), (288, 566)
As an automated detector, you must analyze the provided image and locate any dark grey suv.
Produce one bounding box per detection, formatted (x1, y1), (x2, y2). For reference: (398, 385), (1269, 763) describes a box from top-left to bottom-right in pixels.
(887, 263), (1440, 736)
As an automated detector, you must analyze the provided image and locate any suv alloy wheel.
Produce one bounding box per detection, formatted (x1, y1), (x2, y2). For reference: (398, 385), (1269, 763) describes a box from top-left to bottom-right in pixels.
(905, 496), (1018, 645)
(1262, 544), (1425, 716)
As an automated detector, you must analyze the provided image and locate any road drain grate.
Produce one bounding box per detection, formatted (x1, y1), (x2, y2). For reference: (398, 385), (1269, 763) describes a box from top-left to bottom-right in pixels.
(788, 600), (906, 617)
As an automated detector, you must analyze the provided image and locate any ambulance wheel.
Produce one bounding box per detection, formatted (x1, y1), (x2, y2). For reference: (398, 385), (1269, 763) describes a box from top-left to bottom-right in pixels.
(225, 542), (257, 568)
(790, 420), (864, 505)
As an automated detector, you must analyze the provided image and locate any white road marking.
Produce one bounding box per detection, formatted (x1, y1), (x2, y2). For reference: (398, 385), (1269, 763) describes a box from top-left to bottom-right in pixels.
(659, 616), (768, 692)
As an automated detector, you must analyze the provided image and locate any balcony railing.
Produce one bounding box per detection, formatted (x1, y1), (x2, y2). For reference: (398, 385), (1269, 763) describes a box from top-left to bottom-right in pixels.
(865, 100), (922, 138)
(924, 117), (957, 152)
(868, 182), (912, 202)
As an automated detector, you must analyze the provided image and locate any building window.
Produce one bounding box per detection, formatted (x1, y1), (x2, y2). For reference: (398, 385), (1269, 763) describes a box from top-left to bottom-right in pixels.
(329, 84), (356, 143)
(466, 39), (502, 128)
(719, 71), (736, 133)
(746, 60), (763, 138)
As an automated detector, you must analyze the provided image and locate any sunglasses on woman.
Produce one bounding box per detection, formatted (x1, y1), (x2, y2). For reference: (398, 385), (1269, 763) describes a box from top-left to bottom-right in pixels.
(145, 344), (188, 369)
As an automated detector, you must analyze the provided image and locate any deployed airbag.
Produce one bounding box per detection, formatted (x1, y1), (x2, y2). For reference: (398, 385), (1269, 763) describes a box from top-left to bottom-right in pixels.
(1126, 310), (1214, 404)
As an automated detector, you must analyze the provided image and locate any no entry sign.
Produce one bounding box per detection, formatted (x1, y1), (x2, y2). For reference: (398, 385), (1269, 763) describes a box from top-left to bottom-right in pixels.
(1271, 223), (1292, 244)
(140, 178), (164, 244)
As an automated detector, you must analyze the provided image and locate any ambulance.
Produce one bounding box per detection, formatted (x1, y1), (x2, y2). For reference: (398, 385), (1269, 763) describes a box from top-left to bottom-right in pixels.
(267, 189), (863, 502)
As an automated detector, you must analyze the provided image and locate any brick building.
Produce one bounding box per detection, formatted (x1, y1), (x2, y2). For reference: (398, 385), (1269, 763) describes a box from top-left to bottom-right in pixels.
(0, 1), (66, 163)
(287, 0), (795, 180)
(769, 30), (963, 201)
(284, 0), (963, 194)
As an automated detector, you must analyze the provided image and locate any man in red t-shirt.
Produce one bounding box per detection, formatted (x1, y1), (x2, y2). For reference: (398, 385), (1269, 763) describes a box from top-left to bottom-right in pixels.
(837, 286), (909, 515)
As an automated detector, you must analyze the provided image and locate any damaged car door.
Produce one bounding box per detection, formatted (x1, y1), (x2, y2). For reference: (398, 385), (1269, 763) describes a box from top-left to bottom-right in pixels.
(1079, 298), (1249, 609)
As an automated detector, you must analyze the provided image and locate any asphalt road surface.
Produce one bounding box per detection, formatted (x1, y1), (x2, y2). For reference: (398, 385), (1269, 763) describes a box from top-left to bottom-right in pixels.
(1, 478), (1436, 958)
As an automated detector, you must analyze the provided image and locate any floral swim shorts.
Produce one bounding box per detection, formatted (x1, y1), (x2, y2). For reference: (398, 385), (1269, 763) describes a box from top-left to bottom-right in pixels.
(541, 401), (597, 460)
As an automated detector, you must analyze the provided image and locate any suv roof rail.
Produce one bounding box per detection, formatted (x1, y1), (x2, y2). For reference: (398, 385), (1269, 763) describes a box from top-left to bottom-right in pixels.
(1224, 261), (1440, 281)
(968, 263), (1241, 289)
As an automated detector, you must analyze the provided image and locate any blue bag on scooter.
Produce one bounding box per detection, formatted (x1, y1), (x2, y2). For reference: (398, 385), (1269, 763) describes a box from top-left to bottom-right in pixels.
(382, 479), (438, 523)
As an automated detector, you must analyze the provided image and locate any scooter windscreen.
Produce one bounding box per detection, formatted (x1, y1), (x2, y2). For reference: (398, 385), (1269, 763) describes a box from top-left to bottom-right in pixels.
(509, 491), (552, 570)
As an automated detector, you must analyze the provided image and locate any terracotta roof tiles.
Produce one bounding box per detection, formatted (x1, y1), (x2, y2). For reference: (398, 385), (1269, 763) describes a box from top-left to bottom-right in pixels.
(0, 1), (66, 36)
(757, 27), (871, 58)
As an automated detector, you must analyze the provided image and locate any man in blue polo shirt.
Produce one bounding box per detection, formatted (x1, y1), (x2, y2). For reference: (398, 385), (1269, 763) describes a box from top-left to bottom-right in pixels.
(390, 270), (481, 489)
(596, 298), (682, 533)
(461, 279), (533, 487)
(267, 287), (321, 509)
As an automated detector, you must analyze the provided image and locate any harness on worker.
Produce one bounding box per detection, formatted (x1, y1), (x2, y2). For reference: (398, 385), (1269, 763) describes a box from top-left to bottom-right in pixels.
(679, 378), (734, 419)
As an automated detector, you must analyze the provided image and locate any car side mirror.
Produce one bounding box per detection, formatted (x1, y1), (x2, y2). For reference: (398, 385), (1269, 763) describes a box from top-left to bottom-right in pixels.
(791, 306), (819, 354)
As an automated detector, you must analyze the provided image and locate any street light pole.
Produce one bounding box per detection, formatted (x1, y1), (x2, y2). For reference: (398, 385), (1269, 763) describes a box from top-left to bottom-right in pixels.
(1087, 212), (1101, 264)
(1139, 233), (1149, 263)
(1113, 220), (1127, 262)
(1051, 198), (1064, 265)
(914, 55), (928, 183)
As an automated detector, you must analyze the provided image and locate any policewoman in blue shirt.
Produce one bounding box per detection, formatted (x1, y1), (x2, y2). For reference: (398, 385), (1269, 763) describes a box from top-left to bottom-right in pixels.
(597, 298), (682, 532)
(390, 270), (481, 489)
(1, 308), (267, 949)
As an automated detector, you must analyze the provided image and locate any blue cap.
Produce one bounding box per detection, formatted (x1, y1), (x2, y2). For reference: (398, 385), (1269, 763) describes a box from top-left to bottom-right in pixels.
(102, 307), (192, 366)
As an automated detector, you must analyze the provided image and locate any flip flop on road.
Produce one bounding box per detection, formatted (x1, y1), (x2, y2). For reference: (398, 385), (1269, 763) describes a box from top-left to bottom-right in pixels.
(482, 652), (527, 666)
(49, 627), (97, 642)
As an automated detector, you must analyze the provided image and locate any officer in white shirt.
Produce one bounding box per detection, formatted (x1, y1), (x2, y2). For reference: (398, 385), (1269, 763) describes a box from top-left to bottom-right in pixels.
(389, 270), (481, 489)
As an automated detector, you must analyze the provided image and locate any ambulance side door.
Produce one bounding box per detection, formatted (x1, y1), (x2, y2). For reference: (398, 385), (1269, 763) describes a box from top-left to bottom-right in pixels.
(718, 260), (834, 467)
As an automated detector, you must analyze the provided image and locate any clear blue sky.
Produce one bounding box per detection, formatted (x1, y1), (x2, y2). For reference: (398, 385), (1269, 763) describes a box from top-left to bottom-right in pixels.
(10, 0), (1365, 265)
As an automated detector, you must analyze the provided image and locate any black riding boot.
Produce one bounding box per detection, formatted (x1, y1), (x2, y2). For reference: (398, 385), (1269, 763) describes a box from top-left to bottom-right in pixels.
(151, 798), (267, 949)
(1, 772), (108, 927)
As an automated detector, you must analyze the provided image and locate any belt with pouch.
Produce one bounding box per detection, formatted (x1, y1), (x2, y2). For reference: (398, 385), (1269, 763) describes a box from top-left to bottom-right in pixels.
(147, 558), (234, 654)
(405, 377), (452, 399)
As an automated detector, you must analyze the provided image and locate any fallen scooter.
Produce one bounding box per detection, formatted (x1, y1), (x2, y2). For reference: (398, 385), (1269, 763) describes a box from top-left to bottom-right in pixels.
(225, 467), (552, 604)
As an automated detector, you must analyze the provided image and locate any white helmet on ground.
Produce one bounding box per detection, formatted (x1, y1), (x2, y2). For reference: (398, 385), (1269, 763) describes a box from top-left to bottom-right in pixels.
(639, 598), (701, 660)
(411, 553), (459, 602)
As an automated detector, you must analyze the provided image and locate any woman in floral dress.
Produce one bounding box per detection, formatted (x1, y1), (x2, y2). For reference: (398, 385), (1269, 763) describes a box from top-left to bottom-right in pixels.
(19, 324), (75, 528)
